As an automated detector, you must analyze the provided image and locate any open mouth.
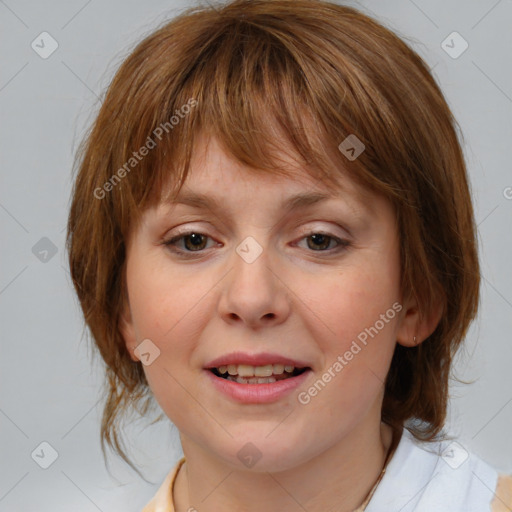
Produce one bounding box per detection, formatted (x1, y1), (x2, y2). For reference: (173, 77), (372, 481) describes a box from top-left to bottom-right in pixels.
(209, 364), (309, 384)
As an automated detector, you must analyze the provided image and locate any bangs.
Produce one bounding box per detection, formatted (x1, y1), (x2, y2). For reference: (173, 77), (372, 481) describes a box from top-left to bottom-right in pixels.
(105, 13), (392, 240)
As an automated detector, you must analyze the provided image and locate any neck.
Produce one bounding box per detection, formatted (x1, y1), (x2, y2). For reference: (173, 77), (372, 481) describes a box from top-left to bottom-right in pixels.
(174, 420), (396, 512)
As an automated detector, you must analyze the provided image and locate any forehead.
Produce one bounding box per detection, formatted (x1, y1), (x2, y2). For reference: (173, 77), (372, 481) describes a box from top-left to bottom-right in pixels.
(157, 133), (377, 215)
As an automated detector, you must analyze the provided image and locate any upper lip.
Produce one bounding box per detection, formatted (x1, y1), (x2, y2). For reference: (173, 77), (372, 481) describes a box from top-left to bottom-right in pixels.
(204, 351), (312, 369)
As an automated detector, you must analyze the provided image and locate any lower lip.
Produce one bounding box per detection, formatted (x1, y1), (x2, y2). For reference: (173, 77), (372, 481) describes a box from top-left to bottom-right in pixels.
(204, 368), (312, 404)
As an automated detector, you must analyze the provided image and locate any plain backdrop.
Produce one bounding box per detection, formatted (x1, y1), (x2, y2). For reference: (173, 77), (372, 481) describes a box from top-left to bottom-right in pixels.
(1, 0), (511, 510)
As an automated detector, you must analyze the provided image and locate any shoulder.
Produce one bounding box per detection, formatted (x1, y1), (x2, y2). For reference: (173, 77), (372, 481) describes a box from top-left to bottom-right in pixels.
(368, 428), (504, 511)
(141, 457), (185, 512)
(492, 474), (512, 512)
(409, 433), (509, 511)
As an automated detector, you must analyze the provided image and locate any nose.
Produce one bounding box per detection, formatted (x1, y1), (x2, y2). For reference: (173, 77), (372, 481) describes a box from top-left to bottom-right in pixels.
(217, 243), (291, 329)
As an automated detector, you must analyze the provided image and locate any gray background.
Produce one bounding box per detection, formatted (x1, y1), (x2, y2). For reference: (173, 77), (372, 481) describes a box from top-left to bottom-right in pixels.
(1, 0), (511, 510)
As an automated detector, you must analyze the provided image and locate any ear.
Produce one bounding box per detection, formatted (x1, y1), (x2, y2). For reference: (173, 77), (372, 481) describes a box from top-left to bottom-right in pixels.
(118, 301), (140, 362)
(396, 291), (444, 347)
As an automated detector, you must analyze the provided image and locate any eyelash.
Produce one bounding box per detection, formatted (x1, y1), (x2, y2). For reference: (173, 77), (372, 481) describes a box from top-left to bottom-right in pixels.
(162, 230), (350, 257)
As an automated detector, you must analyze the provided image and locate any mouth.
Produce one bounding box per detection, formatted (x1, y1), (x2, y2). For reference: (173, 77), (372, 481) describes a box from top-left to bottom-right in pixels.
(208, 364), (310, 384)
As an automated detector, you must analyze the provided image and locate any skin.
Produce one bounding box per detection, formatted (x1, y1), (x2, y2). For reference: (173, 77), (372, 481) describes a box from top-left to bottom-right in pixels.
(120, 132), (440, 512)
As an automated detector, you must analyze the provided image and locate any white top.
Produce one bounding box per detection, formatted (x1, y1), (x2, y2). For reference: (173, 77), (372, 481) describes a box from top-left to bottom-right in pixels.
(366, 428), (498, 511)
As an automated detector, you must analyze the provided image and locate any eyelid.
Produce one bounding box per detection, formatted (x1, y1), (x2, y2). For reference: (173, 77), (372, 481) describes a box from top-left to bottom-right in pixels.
(165, 220), (350, 240)
(293, 222), (350, 239)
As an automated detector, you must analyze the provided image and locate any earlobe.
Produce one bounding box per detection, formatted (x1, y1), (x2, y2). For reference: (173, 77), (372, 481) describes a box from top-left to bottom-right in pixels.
(396, 294), (444, 348)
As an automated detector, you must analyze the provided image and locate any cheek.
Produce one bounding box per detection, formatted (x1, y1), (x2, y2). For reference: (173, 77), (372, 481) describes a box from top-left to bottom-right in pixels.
(301, 256), (400, 339)
(127, 256), (214, 343)
(292, 244), (401, 387)
(126, 260), (219, 409)
(296, 280), (399, 431)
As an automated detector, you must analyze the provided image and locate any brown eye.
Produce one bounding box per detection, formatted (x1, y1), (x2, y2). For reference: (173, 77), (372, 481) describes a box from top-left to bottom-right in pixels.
(306, 233), (333, 251)
(182, 233), (208, 251)
(164, 232), (214, 254)
(297, 232), (349, 253)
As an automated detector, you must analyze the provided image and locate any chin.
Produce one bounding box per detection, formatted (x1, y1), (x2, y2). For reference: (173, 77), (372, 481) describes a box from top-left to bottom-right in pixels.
(212, 432), (311, 474)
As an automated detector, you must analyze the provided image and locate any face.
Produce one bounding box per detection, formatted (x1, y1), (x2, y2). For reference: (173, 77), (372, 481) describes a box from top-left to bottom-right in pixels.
(120, 133), (412, 472)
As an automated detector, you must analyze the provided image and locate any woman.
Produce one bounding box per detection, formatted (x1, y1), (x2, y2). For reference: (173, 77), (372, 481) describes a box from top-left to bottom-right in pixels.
(66, 1), (512, 510)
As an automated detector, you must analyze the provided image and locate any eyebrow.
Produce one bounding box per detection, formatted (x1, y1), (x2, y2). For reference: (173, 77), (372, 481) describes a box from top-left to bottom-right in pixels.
(166, 191), (336, 213)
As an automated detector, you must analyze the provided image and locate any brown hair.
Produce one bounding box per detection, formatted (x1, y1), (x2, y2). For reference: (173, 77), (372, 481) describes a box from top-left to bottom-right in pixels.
(66, 0), (479, 475)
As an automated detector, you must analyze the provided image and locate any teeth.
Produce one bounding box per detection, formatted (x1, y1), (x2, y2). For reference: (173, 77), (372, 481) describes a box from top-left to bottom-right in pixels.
(254, 364), (273, 377)
(238, 364), (258, 377)
(273, 364), (285, 375)
(227, 376), (277, 384)
(216, 363), (297, 377)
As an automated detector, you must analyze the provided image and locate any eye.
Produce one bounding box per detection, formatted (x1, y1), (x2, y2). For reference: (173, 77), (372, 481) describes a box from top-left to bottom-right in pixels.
(295, 231), (350, 253)
(163, 231), (217, 254)
(162, 229), (350, 257)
